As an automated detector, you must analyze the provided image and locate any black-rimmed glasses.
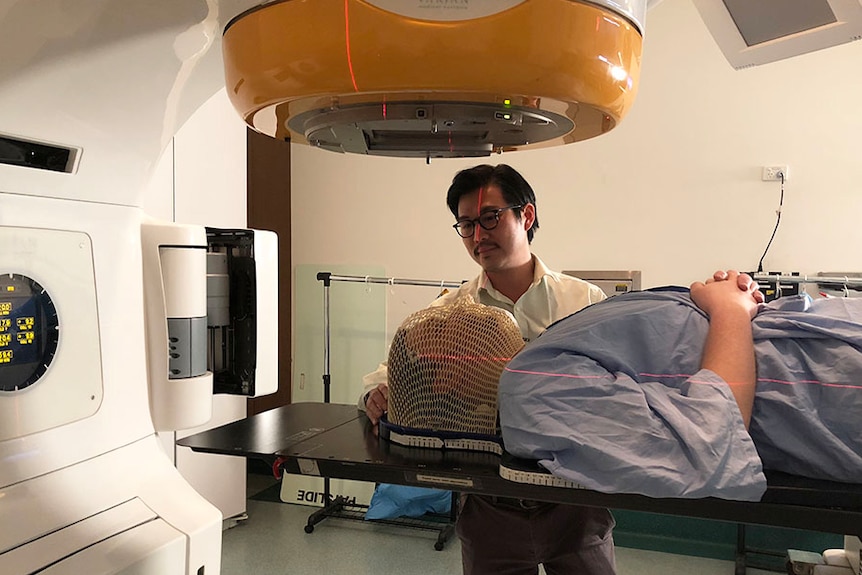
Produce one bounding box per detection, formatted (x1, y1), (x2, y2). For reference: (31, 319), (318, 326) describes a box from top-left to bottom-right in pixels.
(452, 205), (523, 238)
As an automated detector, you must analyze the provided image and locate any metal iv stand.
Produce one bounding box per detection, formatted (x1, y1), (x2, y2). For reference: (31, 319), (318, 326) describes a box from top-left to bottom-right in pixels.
(303, 271), (464, 550)
(316, 272), (464, 403)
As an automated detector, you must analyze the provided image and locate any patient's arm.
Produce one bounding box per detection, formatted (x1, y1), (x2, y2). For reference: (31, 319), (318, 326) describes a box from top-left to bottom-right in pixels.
(690, 271), (761, 429)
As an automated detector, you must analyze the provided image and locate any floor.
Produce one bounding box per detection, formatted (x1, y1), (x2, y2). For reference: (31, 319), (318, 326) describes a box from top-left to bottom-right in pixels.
(220, 473), (778, 575)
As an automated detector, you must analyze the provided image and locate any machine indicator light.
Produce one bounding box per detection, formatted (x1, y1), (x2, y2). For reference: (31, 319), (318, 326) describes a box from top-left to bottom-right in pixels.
(6, 286), (14, 291)
(503, 99), (511, 106)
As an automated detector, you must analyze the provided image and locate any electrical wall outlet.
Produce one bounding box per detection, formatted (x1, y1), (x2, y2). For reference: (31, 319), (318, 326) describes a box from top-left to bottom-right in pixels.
(762, 165), (789, 181)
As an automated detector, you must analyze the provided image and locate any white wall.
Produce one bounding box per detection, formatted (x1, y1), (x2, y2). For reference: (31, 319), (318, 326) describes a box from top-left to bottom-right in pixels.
(291, 0), (862, 305)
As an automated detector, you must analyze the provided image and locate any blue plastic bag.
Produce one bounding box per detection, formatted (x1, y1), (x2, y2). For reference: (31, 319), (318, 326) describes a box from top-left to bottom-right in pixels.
(364, 484), (452, 520)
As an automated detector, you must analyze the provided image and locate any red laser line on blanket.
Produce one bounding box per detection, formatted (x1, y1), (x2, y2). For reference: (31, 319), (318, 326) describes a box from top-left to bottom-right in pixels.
(504, 369), (716, 386)
(757, 377), (860, 389)
(642, 372), (861, 389)
(504, 367), (606, 380)
(506, 368), (861, 390)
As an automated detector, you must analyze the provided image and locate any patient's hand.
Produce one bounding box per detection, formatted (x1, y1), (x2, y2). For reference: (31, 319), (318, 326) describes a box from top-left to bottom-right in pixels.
(691, 270), (762, 320)
(711, 270), (765, 304)
(365, 383), (389, 425)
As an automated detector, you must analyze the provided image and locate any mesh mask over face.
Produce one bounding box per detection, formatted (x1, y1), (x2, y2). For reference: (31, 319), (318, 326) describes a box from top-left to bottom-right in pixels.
(387, 296), (524, 436)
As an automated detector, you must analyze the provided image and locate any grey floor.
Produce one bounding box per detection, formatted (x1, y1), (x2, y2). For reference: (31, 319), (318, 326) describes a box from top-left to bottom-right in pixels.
(221, 473), (776, 575)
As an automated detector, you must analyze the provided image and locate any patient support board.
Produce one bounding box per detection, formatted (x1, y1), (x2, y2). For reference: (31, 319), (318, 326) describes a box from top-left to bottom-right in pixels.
(178, 402), (862, 537)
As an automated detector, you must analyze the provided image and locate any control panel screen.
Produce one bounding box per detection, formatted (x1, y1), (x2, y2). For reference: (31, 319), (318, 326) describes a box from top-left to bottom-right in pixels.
(0, 273), (59, 391)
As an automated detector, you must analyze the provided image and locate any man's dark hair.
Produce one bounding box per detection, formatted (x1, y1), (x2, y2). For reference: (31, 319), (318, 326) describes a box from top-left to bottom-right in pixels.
(446, 164), (539, 243)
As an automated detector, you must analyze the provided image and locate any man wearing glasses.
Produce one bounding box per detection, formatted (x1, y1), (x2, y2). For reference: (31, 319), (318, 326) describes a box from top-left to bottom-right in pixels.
(360, 164), (613, 575)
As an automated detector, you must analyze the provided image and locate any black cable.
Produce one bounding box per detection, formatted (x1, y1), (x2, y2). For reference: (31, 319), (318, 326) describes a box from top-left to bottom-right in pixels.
(756, 172), (785, 273)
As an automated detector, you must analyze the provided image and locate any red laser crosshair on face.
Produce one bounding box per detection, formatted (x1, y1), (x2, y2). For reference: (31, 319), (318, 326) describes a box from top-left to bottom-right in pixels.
(473, 185), (485, 242)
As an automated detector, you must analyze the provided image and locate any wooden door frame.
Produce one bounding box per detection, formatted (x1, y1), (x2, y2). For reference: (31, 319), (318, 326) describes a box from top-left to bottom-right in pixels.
(246, 129), (292, 414)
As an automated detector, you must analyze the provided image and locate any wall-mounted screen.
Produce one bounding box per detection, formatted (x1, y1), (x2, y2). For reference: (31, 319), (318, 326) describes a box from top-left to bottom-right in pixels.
(692, 0), (862, 69)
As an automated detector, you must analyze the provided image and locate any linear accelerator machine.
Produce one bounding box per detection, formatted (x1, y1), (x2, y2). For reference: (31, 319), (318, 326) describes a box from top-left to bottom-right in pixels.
(1, 1), (860, 574)
(0, 2), (276, 574)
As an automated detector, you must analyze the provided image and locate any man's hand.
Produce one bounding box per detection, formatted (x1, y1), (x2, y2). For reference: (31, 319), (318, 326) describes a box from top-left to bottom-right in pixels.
(364, 383), (389, 425)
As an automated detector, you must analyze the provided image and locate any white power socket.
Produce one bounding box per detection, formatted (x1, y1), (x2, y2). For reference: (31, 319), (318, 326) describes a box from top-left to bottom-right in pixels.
(762, 165), (789, 181)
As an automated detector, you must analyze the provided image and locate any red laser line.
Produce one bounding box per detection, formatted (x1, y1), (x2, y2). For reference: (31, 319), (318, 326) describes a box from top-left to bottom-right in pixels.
(344, 0), (358, 92)
(640, 372), (860, 389)
(417, 354), (513, 362)
(504, 367), (605, 380)
(474, 185), (485, 242)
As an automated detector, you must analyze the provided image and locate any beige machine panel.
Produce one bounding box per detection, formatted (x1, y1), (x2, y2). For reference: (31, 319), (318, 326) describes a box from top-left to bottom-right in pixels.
(563, 270), (642, 298)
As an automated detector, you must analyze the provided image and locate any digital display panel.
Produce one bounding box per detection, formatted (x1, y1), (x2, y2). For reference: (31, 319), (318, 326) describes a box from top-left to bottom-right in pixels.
(0, 273), (59, 391)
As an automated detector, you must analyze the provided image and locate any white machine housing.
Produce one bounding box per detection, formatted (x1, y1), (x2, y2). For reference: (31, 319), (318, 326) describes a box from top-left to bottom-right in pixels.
(142, 220), (213, 432)
(0, 1), (263, 573)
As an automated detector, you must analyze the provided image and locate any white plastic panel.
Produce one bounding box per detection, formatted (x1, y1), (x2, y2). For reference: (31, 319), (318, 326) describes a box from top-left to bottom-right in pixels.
(159, 247), (207, 319)
(0, 435), (221, 575)
(40, 519), (186, 575)
(0, 227), (102, 441)
(141, 220), (213, 432)
(252, 229), (278, 397)
(0, 196), (154, 490)
(174, 393), (247, 519)
(0, 499), (156, 574)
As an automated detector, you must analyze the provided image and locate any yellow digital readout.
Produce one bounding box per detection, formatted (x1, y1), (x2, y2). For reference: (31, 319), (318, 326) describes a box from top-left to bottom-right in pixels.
(0, 318), (9, 332)
(17, 332), (34, 344)
(0, 333), (10, 346)
(17, 316), (34, 329)
(0, 302), (11, 315)
(0, 350), (11, 363)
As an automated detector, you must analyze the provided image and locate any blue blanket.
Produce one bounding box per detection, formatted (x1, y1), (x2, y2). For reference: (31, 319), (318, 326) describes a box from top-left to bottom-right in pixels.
(499, 288), (862, 501)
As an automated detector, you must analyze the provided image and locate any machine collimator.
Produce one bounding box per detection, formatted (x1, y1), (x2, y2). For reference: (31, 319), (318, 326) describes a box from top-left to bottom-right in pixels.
(222, 0), (646, 158)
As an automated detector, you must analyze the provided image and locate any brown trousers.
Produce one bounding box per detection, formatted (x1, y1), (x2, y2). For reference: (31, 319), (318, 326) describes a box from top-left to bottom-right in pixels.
(456, 495), (617, 575)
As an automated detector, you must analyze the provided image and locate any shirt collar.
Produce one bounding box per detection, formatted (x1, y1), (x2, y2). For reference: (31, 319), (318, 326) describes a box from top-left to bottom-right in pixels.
(478, 254), (551, 297)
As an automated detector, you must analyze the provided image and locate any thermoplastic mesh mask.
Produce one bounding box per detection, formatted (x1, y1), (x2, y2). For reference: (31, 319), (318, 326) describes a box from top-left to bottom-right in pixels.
(387, 296), (524, 436)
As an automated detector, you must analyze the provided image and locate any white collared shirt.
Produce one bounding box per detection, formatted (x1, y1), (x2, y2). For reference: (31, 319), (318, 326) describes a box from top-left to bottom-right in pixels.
(359, 255), (606, 407)
(435, 255), (606, 343)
